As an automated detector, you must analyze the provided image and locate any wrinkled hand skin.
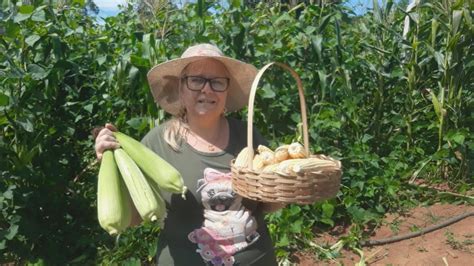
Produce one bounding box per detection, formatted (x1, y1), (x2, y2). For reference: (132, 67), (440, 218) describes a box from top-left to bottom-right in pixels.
(94, 123), (119, 161)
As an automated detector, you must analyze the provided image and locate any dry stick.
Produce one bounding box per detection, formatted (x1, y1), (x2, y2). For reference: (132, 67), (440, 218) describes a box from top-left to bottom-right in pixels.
(364, 248), (383, 263)
(360, 211), (474, 247)
(73, 160), (98, 183)
(409, 182), (474, 200)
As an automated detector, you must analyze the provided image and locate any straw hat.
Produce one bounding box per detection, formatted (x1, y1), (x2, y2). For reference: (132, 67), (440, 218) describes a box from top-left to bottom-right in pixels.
(147, 43), (258, 115)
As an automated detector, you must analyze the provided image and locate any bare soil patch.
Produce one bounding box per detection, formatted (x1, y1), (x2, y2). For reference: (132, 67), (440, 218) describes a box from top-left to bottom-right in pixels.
(293, 203), (474, 265)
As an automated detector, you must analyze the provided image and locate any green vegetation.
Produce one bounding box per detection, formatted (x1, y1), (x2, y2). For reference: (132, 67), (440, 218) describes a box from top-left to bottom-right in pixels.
(1, 0), (472, 264)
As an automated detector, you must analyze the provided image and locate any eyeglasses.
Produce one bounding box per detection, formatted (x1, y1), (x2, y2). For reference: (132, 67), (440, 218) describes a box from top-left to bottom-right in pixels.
(182, 76), (230, 92)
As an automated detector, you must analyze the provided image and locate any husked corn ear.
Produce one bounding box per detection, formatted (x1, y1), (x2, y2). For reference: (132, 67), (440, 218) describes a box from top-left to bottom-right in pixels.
(252, 154), (265, 171)
(293, 158), (339, 173)
(276, 159), (307, 175)
(274, 145), (290, 162)
(114, 148), (165, 222)
(260, 151), (276, 165)
(113, 132), (187, 197)
(257, 145), (273, 154)
(97, 150), (132, 235)
(234, 147), (253, 168)
(262, 163), (279, 174)
(288, 142), (307, 159)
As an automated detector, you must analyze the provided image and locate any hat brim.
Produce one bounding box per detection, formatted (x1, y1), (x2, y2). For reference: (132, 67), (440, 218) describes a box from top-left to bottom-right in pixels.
(147, 56), (257, 115)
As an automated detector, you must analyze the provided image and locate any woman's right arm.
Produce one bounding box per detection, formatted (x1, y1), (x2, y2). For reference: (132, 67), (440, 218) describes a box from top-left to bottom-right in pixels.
(94, 123), (143, 226)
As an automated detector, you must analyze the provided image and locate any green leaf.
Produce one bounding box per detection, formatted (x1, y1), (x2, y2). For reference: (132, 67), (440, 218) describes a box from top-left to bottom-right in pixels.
(130, 55), (149, 68)
(96, 55), (107, 66)
(17, 118), (34, 132)
(3, 189), (13, 199)
(433, 51), (445, 71)
(25, 34), (41, 47)
(447, 131), (465, 145)
(72, 0), (85, 7)
(83, 104), (93, 113)
(126, 117), (145, 130)
(317, 70), (327, 99)
(0, 93), (9, 106)
(14, 12), (32, 22)
(452, 10), (462, 34)
(361, 134), (373, 143)
(5, 21), (20, 38)
(320, 218), (334, 227)
(290, 220), (303, 233)
(311, 35), (323, 59)
(463, 8), (472, 27)
(231, 0), (241, 8)
(322, 202), (334, 218)
(276, 234), (290, 247)
(429, 90), (442, 120)
(431, 19), (439, 46)
(260, 84), (275, 99)
(27, 64), (50, 80)
(18, 5), (34, 14)
(318, 14), (332, 33)
(288, 205), (301, 216)
(390, 68), (404, 78)
(5, 224), (18, 240)
(121, 258), (141, 266)
(32, 10), (46, 22)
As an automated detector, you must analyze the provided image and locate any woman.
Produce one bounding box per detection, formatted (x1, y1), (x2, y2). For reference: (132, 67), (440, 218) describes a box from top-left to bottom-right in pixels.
(95, 43), (284, 265)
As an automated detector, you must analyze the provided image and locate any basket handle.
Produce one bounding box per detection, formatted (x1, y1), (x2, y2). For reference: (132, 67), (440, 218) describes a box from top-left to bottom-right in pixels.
(246, 62), (309, 170)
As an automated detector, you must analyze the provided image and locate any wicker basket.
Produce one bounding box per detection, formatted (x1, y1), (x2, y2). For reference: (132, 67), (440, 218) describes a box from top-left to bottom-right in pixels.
(231, 62), (342, 205)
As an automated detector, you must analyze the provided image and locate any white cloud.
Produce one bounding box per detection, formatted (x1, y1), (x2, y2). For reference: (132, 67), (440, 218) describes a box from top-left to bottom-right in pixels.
(95, 0), (128, 9)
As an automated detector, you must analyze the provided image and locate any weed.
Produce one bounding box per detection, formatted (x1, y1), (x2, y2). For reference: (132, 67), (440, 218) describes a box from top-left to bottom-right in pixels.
(389, 219), (402, 234)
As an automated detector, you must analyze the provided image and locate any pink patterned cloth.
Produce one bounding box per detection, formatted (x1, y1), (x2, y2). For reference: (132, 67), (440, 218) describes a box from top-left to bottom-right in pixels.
(188, 168), (260, 265)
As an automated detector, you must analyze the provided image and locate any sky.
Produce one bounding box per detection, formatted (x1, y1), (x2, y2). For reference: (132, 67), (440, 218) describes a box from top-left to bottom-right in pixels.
(95, 0), (126, 17)
(94, 0), (378, 18)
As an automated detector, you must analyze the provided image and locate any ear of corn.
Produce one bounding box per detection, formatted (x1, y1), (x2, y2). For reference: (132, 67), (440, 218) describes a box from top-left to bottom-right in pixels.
(276, 159), (307, 175)
(97, 150), (132, 235)
(113, 131), (187, 197)
(262, 163), (279, 174)
(288, 142), (307, 159)
(252, 154), (265, 171)
(114, 148), (165, 222)
(234, 147), (253, 168)
(257, 145), (273, 154)
(274, 145), (290, 162)
(292, 158), (338, 173)
(260, 151), (276, 165)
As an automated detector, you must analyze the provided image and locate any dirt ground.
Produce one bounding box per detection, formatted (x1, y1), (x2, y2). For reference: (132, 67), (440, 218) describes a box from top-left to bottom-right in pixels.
(293, 203), (474, 265)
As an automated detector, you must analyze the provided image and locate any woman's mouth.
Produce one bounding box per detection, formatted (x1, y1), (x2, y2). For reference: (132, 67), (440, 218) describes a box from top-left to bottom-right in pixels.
(197, 99), (216, 104)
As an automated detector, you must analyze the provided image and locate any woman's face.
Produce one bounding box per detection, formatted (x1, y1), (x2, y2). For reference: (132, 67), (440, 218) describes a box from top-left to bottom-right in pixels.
(180, 59), (229, 119)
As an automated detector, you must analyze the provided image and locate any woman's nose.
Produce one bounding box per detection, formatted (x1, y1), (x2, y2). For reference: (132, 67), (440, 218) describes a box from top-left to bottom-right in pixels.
(200, 81), (213, 93)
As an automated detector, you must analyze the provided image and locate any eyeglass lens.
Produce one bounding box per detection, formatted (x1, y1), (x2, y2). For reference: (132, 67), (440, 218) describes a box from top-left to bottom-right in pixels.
(185, 76), (229, 92)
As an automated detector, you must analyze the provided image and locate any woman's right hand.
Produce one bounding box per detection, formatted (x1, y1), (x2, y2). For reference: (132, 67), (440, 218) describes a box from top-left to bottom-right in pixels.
(94, 123), (120, 161)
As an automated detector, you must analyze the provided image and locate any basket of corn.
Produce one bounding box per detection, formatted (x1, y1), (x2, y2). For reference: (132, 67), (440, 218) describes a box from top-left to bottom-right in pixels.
(231, 62), (342, 205)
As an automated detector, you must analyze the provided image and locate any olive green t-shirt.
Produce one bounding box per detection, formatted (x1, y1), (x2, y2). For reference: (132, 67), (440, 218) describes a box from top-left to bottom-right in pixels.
(141, 117), (277, 266)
